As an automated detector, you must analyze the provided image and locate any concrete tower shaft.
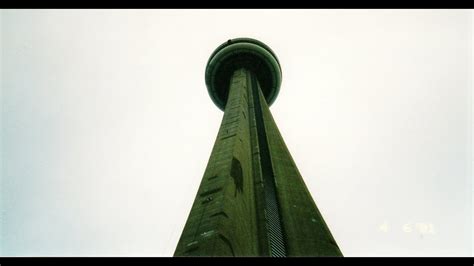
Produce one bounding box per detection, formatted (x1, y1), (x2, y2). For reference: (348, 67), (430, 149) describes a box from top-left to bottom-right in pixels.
(174, 39), (342, 257)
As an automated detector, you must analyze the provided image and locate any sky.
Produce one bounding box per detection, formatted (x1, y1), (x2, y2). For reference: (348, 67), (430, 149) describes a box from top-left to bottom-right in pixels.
(0, 9), (472, 256)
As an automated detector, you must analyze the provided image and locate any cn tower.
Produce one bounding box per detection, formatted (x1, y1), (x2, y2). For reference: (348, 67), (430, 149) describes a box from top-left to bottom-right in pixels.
(174, 38), (342, 257)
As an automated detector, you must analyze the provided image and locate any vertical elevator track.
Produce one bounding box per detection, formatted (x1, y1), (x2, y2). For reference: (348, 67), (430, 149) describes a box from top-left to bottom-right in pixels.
(251, 74), (287, 257)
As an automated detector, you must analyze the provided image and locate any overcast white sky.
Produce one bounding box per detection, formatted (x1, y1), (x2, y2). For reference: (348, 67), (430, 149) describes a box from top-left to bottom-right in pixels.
(1, 9), (472, 257)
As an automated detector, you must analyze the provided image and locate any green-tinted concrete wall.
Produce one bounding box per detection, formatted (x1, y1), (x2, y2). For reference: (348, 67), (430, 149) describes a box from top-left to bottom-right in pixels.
(257, 80), (343, 257)
(174, 68), (342, 257)
(174, 69), (259, 256)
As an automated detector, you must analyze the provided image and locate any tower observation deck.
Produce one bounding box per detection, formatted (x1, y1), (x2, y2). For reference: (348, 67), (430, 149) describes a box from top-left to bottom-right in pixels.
(174, 38), (343, 257)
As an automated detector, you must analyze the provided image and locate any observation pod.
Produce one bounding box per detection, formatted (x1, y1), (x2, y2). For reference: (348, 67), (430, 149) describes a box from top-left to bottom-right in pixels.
(205, 38), (282, 111)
